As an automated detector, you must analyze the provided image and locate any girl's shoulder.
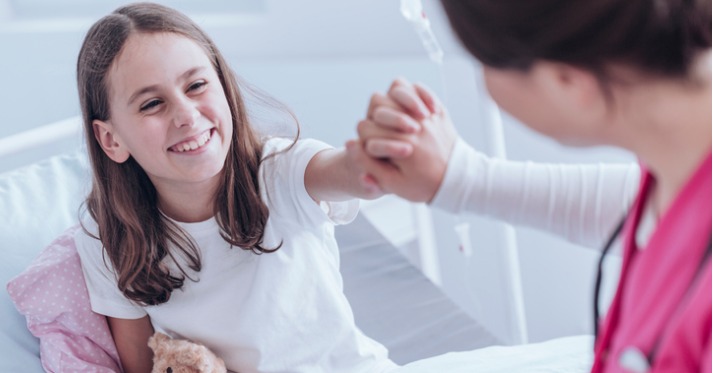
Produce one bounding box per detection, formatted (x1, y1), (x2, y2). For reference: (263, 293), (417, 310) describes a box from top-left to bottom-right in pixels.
(259, 136), (341, 224)
(261, 136), (329, 156)
(260, 137), (332, 184)
(260, 136), (333, 172)
(74, 214), (100, 241)
(72, 216), (106, 265)
(262, 137), (332, 159)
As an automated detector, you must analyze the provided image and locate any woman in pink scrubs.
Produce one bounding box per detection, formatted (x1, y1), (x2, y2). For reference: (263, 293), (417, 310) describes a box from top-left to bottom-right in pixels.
(349, 1), (711, 372)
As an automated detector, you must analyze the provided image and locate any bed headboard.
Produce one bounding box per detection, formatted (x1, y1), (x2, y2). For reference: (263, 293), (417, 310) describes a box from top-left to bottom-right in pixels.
(0, 116), (83, 174)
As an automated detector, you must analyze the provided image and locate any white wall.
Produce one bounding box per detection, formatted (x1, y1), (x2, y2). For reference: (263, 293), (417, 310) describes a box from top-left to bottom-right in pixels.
(0, 0), (635, 345)
(0, 0), (468, 137)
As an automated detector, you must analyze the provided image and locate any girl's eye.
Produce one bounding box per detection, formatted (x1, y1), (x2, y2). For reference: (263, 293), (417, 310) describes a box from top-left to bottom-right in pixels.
(188, 81), (207, 93)
(139, 99), (162, 112)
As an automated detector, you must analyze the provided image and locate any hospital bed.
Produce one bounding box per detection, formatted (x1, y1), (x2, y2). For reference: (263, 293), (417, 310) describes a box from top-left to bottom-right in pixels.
(0, 118), (593, 371)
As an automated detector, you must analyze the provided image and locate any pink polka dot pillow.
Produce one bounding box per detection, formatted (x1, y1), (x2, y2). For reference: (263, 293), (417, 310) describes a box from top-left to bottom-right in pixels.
(6, 225), (122, 372)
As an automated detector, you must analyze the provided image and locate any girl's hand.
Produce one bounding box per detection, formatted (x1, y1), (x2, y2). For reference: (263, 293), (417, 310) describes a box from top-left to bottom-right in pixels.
(350, 79), (458, 203)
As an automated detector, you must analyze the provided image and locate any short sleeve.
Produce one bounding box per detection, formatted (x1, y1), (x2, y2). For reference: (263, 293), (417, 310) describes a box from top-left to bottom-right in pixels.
(74, 221), (146, 319)
(260, 137), (359, 226)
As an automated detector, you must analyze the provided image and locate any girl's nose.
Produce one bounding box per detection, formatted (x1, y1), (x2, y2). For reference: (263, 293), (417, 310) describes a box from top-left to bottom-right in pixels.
(172, 98), (200, 128)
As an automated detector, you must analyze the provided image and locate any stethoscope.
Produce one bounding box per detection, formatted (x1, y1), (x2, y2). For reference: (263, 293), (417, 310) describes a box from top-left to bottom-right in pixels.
(592, 216), (625, 340)
(592, 214), (711, 372)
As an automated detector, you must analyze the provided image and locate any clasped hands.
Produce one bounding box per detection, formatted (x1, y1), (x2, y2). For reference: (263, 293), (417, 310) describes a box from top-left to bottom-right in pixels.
(347, 78), (458, 203)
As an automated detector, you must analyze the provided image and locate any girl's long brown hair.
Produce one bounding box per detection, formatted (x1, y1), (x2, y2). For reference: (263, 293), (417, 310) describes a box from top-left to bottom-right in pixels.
(77, 2), (285, 306)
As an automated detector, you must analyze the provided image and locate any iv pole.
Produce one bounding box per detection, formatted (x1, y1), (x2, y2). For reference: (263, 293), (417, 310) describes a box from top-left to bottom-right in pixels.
(401, 0), (528, 345)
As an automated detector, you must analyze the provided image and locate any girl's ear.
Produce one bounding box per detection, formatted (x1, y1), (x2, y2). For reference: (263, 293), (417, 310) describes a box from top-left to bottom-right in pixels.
(93, 120), (130, 163)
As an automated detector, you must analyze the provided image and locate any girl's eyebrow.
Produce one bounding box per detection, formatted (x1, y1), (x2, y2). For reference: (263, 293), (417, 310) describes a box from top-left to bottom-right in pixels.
(127, 85), (159, 107)
(126, 66), (207, 107)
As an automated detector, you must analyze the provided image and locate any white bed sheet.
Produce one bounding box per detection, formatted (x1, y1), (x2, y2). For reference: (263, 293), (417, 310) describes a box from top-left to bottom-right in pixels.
(398, 335), (594, 372)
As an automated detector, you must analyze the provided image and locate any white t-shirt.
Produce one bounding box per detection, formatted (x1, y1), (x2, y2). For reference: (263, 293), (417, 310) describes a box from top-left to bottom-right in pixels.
(76, 138), (397, 373)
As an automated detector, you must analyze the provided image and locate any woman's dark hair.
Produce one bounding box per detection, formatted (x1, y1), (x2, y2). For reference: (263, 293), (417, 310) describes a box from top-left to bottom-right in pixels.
(440, 0), (711, 78)
(77, 2), (286, 306)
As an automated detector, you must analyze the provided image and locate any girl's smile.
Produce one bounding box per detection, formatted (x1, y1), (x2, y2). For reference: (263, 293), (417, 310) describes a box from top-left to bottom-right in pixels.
(168, 128), (215, 154)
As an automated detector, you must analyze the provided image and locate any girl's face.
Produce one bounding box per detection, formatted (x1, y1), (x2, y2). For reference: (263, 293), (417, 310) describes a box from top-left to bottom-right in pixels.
(94, 32), (233, 194)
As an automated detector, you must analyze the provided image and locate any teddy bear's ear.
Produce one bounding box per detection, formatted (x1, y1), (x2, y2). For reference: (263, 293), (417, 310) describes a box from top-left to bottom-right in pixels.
(148, 332), (169, 353)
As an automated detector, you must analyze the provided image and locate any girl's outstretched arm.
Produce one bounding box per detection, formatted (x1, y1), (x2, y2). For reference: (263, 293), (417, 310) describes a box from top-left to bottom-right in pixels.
(108, 315), (155, 373)
(304, 147), (384, 203)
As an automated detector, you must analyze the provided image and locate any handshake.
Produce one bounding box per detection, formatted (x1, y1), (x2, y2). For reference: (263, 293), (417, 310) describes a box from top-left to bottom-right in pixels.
(346, 78), (458, 203)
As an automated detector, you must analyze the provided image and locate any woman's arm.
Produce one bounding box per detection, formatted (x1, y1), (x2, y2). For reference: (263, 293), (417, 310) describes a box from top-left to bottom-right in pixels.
(429, 140), (640, 248)
(351, 78), (639, 248)
(108, 315), (155, 373)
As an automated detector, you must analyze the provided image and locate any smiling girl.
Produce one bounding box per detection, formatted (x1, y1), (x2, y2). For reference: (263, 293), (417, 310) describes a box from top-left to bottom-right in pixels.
(74, 3), (391, 372)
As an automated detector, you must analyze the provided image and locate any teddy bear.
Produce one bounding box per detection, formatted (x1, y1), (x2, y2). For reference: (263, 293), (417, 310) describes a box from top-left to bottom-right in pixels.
(148, 332), (227, 373)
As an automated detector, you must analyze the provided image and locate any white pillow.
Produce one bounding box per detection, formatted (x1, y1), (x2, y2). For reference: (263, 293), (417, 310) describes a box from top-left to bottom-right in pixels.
(0, 151), (91, 372)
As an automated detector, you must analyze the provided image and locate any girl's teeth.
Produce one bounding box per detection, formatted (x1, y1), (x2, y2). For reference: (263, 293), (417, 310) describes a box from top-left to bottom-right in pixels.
(174, 130), (211, 152)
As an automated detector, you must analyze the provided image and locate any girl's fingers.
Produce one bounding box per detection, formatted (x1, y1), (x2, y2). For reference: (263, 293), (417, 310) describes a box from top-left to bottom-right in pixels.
(359, 173), (382, 193)
(367, 92), (402, 120)
(345, 140), (400, 193)
(369, 79), (440, 126)
(389, 77), (412, 92)
(364, 138), (414, 159)
(357, 119), (415, 142)
(344, 140), (383, 195)
(367, 92), (388, 120)
(372, 106), (421, 134)
(413, 82), (442, 115)
(389, 85), (431, 120)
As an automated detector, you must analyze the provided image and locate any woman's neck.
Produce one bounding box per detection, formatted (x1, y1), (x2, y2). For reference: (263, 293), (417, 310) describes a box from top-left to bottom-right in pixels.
(616, 51), (712, 218)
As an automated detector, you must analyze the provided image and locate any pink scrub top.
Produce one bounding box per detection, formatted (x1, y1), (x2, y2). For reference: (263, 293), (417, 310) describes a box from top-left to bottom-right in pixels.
(592, 152), (712, 373)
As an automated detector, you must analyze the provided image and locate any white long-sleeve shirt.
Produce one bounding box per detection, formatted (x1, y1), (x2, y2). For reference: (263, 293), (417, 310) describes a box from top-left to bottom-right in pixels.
(431, 138), (641, 250)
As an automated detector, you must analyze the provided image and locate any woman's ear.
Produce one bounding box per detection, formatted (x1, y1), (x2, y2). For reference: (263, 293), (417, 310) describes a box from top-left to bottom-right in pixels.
(535, 62), (609, 123)
(93, 120), (130, 163)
